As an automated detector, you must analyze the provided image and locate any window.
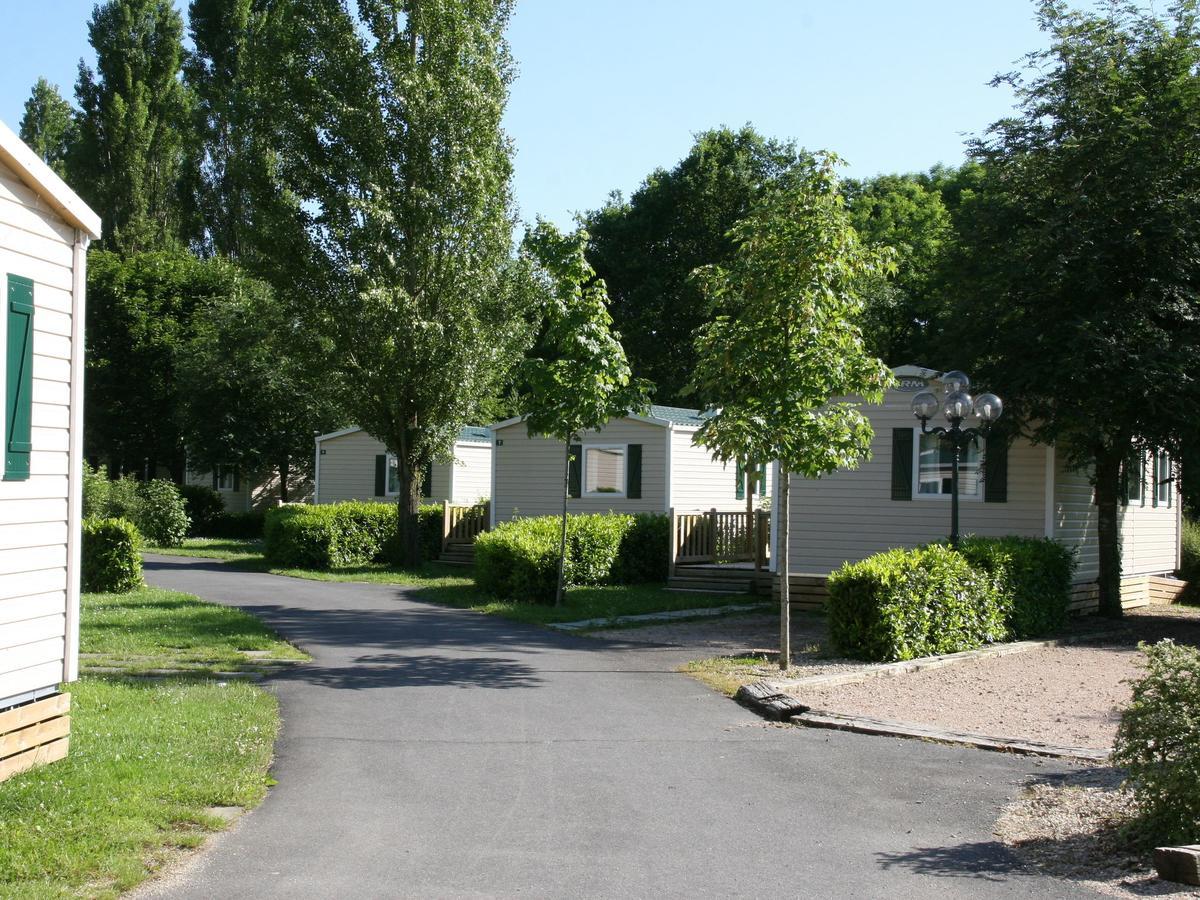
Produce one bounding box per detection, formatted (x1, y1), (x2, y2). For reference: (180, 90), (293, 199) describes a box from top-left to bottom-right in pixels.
(916, 432), (983, 498)
(386, 456), (400, 495)
(1124, 453), (1144, 504)
(215, 465), (236, 491)
(583, 445), (625, 496)
(1156, 452), (1172, 506)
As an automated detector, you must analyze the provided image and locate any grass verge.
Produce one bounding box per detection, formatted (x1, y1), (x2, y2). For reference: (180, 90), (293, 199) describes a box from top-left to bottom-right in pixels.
(145, 537), (264, 562)
(0, 585), (303, 898)
(683, 653), (779, 696)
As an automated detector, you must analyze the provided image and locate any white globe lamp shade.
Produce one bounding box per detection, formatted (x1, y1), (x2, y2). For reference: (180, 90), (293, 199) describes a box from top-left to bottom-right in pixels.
(974, 393), (1003, 423)
(910, 391), (939, 421)
(941, 370), (971, 395)
(943, 390), (973, 420)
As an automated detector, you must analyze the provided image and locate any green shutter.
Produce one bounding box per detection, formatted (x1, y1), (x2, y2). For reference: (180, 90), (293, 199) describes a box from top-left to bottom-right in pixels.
(212, 469), (219, 491)
(984, 432), (1008, 503)
(735, 460), (745, 500)
(232, 468), (241, 492)
(421, 461), (433, 498)
(891, 429), (913, 501)
(626, 444), (642, 499)
(374, 454), (387, 496)
(5, 276), (34, 482)
(568, 444), (582, 498)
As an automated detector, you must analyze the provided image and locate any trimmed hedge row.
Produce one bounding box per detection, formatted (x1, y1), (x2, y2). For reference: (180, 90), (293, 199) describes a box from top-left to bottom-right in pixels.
(264, 502), (396, 568)
(82, 518), (143, 593)
(474, 512), (669, 603)
(827, 535), (1078, 662)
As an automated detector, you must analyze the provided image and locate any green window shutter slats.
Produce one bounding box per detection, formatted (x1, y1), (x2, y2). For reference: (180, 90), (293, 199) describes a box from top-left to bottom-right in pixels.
(568, 444), (582, 498)
(5, 275), (34, 482)
(984, 433), (1008, 503)
(374, 454), (387, 497)
(735, 460), (745, 500)
(891, 429), (913, 501)
(626, 444), (642, 499)
(421, 461), (433, 498)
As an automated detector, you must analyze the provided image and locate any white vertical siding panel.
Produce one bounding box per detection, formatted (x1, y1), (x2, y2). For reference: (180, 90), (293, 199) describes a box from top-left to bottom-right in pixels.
(450, 443), (492, 504)
(668, 428), (764, 512)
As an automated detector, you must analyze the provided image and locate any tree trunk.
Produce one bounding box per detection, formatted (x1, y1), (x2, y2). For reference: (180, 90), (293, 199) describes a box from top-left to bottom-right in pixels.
(393, 428), (422, 567)
(555, 440), (571, 607)
(778, 465), (790, 670)
(1094, 448), (1124, 619)
(279, 456), (290, 504)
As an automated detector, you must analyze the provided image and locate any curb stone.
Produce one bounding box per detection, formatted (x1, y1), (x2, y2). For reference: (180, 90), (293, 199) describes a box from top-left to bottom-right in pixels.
(551, 603), (769, 631)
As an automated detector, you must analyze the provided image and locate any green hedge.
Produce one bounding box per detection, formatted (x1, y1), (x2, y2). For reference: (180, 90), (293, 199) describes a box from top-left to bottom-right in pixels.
(82, 465), (190, 547)
(264, 502), (395, 568)
(206, 510), (266, 539)
(474, 512), (670, 603)
(1113, 639), (1200, 846)
(82, 518), (143, 593)
(1180, 518), (1199, 583)
(827, 544), (1008, 662)
(955, 536), (1076, 638)
(178, 483), (226, 535)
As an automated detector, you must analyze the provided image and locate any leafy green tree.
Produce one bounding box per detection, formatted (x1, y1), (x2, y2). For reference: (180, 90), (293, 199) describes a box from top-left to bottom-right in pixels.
(843, 173), (952, 365)
(279, 0), (535, 565)
(85, 250), (243, 479)
(175, 270), (343, 501)
(72, 0), (192, 252)
(18, 78), (75, 179)
(954, 0), (1200, 617)
(521, 221), (651, 605)
(691, 155), (894, 668)
(585, 126), (807, 404)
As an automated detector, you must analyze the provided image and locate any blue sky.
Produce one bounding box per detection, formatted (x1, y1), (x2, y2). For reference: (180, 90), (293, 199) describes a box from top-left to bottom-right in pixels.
(0, 2), (1049, 228)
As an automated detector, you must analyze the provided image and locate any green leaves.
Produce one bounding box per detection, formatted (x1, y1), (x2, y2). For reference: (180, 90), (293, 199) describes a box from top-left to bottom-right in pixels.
(690, 153), (894, 478)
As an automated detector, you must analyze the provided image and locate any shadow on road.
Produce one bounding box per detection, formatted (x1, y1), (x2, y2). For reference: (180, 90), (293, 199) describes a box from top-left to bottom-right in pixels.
(283, 654), (543, 691)
(875, 840), (1028, 882)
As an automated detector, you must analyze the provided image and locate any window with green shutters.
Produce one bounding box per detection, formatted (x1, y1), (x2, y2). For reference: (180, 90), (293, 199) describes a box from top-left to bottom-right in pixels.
(5, 275), (34, 482)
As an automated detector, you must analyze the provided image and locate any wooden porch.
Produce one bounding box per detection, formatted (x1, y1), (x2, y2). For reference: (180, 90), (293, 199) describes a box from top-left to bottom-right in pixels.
(437, 500), (490, 566)
(667, 508), (772, 595)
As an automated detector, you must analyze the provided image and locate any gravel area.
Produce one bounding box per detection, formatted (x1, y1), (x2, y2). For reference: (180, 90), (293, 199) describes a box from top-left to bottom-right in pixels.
(786, 606), (1200, 751)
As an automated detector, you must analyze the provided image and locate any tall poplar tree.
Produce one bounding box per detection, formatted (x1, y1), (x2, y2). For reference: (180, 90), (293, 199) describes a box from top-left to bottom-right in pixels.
(73, 0), (192, 253)
(18, 79), (75, 179)
(286, 0), (535, 564)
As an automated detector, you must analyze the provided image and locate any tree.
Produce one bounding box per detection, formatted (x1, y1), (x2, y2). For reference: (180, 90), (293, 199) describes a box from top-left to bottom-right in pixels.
(843, 173), (952, 365)
(521, 221), (651, 606)
(18, 79), (75, 179)
(691, 155), (894, 668)
(175, 270), (343, 500)
(85, 250), (241, 479)
(283, 0), (535, 565)
(953, 0), (1200, 617)
(585, 126), (807, 405)
(73, 0), (192, 252)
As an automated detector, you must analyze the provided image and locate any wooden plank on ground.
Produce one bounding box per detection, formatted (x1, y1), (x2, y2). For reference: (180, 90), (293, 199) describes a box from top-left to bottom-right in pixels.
(0, 692), (69, 735)
(0, 736), (68, 782)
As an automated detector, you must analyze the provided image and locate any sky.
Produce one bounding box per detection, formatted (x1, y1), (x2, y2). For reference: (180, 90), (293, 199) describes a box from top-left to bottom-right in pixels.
(0, 1), (1050, 228)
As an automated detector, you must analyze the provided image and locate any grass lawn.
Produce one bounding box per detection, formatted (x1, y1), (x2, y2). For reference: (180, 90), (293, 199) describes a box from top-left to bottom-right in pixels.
(145, 537), (264, 562)
(0, 585), (304, 898)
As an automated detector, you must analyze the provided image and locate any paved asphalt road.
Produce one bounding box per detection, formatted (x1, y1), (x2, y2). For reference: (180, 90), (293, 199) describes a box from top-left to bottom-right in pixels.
(138, 556), (1097, 899)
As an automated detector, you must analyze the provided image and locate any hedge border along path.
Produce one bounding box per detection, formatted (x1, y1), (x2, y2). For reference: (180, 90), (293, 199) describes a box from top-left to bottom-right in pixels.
(734, 630), (1125, 762)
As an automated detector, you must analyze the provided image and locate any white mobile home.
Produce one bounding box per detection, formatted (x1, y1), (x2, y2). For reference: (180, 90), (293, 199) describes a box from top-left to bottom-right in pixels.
(184, 463), (314, 512)
(772, 366), (1182, 610)
(314, 426), (492, 506)
(0, 121), (100, 780)
(490, 406), (770, 527)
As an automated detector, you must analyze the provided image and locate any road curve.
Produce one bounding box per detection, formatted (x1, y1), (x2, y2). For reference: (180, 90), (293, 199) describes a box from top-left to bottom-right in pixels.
(136, 556), (1093, 899)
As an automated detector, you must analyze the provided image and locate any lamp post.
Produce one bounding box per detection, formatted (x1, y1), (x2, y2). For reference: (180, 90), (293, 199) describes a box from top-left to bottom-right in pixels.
(910, 371), (1003, 548)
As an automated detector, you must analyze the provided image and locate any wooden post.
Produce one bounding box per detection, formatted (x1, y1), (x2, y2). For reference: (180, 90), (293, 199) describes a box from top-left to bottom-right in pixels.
(778, 466), (790, 670)
(441, 499), (451, 550)
(708, 507), (718, 563)
(668, 507), (677, 578)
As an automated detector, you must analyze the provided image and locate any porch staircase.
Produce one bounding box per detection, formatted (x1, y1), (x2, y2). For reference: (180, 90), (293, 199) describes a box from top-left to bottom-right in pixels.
(438, 541), (475, 567)
(666, 565), (758, 596)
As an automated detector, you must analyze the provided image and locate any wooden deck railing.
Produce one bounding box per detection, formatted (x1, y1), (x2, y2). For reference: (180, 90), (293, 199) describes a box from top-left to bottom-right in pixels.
(670, 508), (770, 569)
(442, 500), (490, 547)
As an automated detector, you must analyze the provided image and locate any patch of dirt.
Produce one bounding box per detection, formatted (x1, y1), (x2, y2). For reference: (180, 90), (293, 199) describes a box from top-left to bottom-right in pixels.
(997, 769), (1200, 898)
(785, 606), (1200, 751)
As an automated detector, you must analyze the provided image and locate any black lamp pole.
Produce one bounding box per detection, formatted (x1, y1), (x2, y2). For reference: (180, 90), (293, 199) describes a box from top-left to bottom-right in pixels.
(910, 372), (1003, 550)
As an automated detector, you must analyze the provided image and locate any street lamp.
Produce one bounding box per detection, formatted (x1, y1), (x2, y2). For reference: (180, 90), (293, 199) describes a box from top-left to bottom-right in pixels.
(910, 371), (1003, 548)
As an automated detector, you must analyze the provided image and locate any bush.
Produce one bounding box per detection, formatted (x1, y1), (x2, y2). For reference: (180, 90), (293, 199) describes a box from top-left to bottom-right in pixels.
(827, 544), (1009, 662)
(263, 502), (395, 569)
(1112, 640), (1200, 847)
(179, 483), (226, 536)
(418, 503), (445, 560)
(1180, 518), (1200, 583)
(82, 463), (110, 519)
(81, 518), (143, 593)
(475, 512), (671, 603)
(956, 536), (1076, 638)
(134, 479), (190, 547)
(207, 510), (266, 540)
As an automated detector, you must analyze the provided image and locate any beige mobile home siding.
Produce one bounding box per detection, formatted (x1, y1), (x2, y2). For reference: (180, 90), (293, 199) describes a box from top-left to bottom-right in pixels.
(492, 419), (665, 521)
(669, 428), (771, 511)
(450, 443), (491, 504)
(785, 389), (1047, 575)
(0, 159), (75, 704)
(186, 467), (313, 511)
(185, 467), (250, 512)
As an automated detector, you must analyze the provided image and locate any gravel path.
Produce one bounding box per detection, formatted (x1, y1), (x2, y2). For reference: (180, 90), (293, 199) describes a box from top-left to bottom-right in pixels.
(787, 606), (1200, 751)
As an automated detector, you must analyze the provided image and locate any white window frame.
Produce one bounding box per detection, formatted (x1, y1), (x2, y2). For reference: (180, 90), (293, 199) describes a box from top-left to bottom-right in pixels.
(582, 443), (628, 498)
(1156, 451), (1173, 507)
(215, 464), (236, 492)
(912, 430), (986, 502)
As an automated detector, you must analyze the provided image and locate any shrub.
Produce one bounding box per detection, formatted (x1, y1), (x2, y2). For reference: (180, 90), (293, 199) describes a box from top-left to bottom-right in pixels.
(956, 536), (1076, 638)
(418, 503), (445, 560)
(82, 463), (110, 519)
(1112, 640), (1200, 847)
(105, 475), (142, 522)
(1180, 518), (1200, 584)
(474, 516), (562, 601)
(134, 479), (190, 547)
(207, 510), (266, 540)
(81, 518), (143, 593)
(263, 502), (395, 569)
(613, 513), (670, 583)
(827, 544), (1009, 662)
(179, 483), (226, 536)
